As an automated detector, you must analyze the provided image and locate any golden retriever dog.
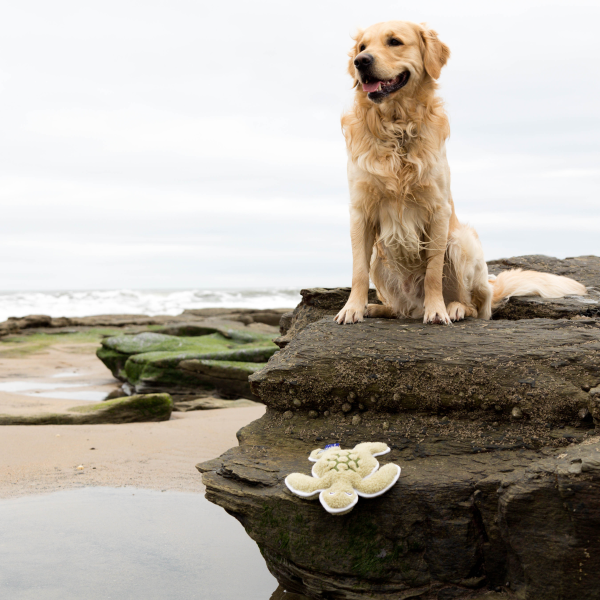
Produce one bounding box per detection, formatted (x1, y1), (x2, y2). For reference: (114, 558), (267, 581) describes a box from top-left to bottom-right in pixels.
(335, 20), (586, 325)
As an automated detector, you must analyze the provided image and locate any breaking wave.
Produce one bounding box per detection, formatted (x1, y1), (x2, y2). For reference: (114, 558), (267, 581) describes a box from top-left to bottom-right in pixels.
(0, 289), (302, 322)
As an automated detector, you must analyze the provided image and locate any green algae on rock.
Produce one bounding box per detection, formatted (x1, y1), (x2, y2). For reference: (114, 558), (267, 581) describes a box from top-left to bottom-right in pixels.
(0, 393), (173, 425)
(97, 331), (278, 399)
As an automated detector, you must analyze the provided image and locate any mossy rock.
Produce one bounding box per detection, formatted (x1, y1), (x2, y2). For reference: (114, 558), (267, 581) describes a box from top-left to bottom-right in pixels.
(97, 331), (278, 399)
(0, 393), (173, 425)
(102, 331), (274, 356)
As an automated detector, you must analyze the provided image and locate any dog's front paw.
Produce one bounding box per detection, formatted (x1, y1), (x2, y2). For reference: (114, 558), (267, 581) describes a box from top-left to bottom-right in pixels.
(335, 302), (367, 324)
(423, 304), (452, 325)
(446, 302), (466, 322)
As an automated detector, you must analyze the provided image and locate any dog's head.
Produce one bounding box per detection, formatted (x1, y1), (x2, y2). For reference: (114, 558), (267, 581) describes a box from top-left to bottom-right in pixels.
(348, 21), (450, 104)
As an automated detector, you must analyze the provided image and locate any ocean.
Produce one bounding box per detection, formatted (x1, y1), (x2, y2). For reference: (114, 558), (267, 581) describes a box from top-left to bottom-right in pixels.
(0, 289), (303, 323)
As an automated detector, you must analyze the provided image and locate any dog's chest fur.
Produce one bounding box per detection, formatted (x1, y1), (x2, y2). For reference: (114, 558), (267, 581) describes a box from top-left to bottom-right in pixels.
(349, 159), (444, 271)
(347, 112), (451, 270)
(375, 201), (428, 269)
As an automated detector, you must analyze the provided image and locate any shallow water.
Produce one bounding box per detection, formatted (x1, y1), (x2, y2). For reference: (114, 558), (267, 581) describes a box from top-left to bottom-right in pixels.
(25, 390), (110, 402)
(0, 380), (113, 402)
(0, 487), (281, 600)
(0, 381), (84, 393)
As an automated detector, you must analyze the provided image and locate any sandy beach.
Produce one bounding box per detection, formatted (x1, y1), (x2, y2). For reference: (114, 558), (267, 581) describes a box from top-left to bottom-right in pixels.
(0, 331), (264, 499)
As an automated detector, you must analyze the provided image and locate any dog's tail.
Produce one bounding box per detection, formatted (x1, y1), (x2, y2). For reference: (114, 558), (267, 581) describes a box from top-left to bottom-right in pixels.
(489, 269), (587, 309)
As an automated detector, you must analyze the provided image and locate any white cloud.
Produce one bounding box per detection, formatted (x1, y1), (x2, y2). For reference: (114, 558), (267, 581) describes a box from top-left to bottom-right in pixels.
(26, 106), (346, 169)
(464, 212), (600, 232)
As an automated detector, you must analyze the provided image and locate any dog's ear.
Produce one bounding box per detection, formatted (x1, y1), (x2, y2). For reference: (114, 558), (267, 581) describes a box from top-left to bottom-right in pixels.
(419, 25), (450, 80)
(347, 30), (363, 88)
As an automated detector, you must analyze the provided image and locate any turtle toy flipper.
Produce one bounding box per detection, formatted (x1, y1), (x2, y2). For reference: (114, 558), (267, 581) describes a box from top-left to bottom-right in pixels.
(284, 442), (401, 515)
(285, 472), (331, 497)
(353, 441), (391, 457)
(355, 463), (401, 498)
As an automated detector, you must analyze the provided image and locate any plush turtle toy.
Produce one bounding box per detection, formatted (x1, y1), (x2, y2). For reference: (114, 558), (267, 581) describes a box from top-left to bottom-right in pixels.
(284, 442), (401, 515)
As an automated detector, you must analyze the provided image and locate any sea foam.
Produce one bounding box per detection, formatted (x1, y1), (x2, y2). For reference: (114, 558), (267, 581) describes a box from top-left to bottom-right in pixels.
(0, 289), (301, 322)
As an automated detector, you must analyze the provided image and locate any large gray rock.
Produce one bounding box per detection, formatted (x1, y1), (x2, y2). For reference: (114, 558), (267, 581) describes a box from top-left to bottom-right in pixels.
(487, 254), (600, 288)
(275, 288), (381, 348)
(488, 254), (600, 320)
(253, 318), (600, 436)
(200, 256), (600, 599)
(200, 423), (600, 600)
(275, 255), (600, 348)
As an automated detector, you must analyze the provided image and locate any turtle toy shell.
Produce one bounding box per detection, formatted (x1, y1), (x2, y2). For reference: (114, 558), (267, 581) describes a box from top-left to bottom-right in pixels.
(284, 442), (401, 515)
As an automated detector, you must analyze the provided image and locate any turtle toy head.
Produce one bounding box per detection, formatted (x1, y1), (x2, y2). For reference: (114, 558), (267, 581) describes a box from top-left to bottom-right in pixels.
(320, 478), (359, 514)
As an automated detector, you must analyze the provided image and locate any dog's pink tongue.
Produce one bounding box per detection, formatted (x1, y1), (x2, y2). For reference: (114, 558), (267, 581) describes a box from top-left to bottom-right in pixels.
(362, 81), (381, 93)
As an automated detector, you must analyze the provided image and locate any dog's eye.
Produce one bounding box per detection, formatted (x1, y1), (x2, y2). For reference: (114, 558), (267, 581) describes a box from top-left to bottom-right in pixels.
(359, 44), (366, 52)
(388, 38), (403, 47)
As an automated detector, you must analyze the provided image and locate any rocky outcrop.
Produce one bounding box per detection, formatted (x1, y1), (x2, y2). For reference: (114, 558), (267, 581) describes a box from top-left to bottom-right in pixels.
(173, 397), (258, 412)
(275, 288), (381, 348)
(0, 307), (291, 410)
(182, 307), (290, 327)
(0, 308), (292, 338)
(487, 254), (600, 287)
(97, 330), (279, 400)
(488, 255), (600, 320)
(275, 255), (599, 349)
(201, 423), (600, 600)
(0, 314), (54, 336)
(0, 393), (173, 425)
(200, 256), (600, 599)
(252, 318), (600, 436)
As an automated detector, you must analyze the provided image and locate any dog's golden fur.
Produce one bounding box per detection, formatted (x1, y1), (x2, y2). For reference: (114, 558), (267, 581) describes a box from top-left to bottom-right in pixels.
(335, 20), (586, 325)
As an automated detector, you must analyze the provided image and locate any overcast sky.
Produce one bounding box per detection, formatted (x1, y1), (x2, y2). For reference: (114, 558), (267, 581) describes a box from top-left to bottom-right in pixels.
(0, 0), (598, 290)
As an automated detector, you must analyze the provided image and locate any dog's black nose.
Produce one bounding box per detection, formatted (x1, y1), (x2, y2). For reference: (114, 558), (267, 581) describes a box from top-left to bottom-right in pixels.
(354, 53), (374, 69)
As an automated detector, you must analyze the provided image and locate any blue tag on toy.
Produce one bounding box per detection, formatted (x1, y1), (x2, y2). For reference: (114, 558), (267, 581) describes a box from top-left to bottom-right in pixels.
(317, 443), (340, 456)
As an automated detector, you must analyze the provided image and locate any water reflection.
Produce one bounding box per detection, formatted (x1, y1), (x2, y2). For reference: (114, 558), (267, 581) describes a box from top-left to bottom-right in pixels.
(0, 487), (279, 600)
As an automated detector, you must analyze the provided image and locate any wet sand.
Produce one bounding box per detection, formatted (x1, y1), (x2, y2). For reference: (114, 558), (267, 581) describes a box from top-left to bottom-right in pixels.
(0, 335), (264, 499)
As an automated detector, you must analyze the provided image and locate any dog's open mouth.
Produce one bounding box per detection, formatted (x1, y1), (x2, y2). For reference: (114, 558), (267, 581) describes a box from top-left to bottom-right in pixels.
(362, 71), (410, 100)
